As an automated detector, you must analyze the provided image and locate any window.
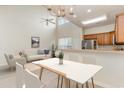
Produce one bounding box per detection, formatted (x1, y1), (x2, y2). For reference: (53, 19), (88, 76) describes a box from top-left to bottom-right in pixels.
(58, 37), (72, 49)
(58, 18), (69, 25)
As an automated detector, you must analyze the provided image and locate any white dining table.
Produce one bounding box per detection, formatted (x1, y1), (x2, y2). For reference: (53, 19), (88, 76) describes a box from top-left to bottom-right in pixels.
(32, 58), (102, 88)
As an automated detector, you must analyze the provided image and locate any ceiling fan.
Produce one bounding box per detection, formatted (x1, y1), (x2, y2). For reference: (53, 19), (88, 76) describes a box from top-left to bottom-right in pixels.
(40, 18), (56, 26)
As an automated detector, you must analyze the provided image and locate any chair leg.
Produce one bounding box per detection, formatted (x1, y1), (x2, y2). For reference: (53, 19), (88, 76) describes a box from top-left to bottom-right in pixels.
(57, 75), (60, 88)
(86, 81), (89, 88)
(91, 78), (95, 88)
(61, 76), (63, 88)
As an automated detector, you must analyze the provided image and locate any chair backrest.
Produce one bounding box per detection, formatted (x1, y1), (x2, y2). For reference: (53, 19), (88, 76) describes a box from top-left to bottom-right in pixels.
(16, 57), (26, 67)
(24, 69), (41, 88)
(21, 51), (28, 62)
(16, 62), (24, 88)
(4, 53), (15, 67)
(4, 53), (10, 65)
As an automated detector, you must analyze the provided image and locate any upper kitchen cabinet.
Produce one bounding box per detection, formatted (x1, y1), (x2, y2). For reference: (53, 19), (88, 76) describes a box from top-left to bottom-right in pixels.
(97, 33), (110, 45)
(97, 32), (115, 45)
(84, 34), (97, 40)
(115, 13), (124, 44)
(103, 32), (115, 45)
(83, 31), (115, 45)
(97, 33), (104, 45)
(109, 31), (115, 45)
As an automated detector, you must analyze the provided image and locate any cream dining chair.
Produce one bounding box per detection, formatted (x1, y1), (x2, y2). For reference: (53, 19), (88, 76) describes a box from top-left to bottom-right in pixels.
(4, 53), (16, 71)
(24, 69), (45, 88)
(16, 62), (25, 88)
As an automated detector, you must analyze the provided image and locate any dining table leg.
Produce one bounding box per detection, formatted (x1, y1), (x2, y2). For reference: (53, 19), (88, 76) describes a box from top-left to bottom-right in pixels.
(86, 81), (89, 88)
(91, 77), (95, 88)
(69, 80), (70, 88)
(82, 84), (84, 88)
(57, 75), (60, 88)
(61, 76), (63, 88)
(39, 67), (44, 80)
(76, 83), (78, 88)
(64, 77), (70, 88)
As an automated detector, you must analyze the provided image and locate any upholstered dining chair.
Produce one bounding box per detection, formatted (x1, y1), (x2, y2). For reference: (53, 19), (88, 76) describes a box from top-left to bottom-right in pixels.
(16, 62), (25, 88)
(24, 69), (45, 88)
(16, 56), (26, 67)
(4, 53), (15, 71)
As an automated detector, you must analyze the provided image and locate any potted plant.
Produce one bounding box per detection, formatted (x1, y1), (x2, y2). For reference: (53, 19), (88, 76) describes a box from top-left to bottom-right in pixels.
(51, 44), (57, 58)
(58, 51), (64, 65)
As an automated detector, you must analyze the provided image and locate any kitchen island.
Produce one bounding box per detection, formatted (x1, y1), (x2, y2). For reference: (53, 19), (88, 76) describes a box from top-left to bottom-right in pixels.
(61, 49), (124, 88)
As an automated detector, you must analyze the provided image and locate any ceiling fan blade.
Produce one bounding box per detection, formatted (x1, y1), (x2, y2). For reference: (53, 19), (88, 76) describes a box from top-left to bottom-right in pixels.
(49, 21), (56, 24)
(40, 21), (46, 23)
(48, 19), (54, 21)
(41, 18), (47, 21)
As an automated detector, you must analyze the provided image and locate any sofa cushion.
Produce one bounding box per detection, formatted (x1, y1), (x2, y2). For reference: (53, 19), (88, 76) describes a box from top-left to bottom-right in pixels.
(24, 49), (38, 56)
(44, 49), (49, 55)
(27, 55), (46, 62)
(37, 50), (44, 55)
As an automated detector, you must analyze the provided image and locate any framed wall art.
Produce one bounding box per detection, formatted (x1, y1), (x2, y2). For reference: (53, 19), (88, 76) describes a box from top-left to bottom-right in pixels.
(31, 37), (40, 48)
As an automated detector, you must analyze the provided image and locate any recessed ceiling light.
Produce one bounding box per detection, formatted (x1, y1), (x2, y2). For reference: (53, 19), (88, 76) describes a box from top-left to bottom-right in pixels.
(87, 9), (92, 13)
(73, 15), (77, 18)
(81, 15), (107, 25)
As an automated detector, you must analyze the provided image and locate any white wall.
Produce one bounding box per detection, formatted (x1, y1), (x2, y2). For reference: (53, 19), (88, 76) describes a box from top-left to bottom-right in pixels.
(57, 22), (82, 49)
(84, 24), (115, 35)
(0, 6), (56, 66)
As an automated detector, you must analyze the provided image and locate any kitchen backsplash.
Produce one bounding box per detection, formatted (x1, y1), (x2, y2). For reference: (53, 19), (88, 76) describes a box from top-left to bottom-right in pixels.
(97, 45), (124, 50)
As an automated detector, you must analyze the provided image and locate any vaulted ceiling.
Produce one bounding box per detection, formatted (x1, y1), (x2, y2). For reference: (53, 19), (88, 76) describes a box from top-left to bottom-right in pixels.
(44, 5), (124, 29)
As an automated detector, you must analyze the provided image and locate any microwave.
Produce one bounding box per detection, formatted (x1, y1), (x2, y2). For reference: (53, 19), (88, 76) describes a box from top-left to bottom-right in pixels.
(82, 40), (97, 49)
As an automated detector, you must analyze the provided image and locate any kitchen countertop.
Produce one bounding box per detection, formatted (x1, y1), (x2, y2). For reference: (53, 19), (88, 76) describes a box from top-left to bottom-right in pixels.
(60, 48), (124, 54)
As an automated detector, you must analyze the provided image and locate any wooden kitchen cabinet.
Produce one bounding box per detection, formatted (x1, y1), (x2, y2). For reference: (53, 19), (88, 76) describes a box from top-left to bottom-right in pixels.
(84, 34), (97, 40)
(103, 33), (109, 45)
(97, 33), (104, 45)
(97, 32), (115, 45)
(104, 33), (113, 45)
(84, 31), (115, 45)
(115, 13), (124, 44)
(109, 32), (115, 45)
